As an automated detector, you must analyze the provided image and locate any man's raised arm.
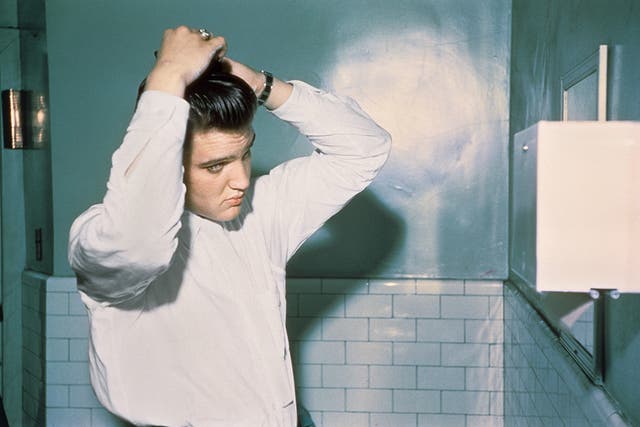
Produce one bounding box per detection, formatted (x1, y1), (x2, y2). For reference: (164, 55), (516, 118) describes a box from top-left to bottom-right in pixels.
(68, 27), (228, 304)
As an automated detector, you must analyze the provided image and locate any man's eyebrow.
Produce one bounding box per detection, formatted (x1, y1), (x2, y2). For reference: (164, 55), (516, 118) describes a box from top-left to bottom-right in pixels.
(197, 133), (256, 168)
(198, 156), (234, 168)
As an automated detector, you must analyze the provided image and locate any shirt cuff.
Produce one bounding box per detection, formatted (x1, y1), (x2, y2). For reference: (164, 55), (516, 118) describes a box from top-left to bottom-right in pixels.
(269, 80), (323, 120)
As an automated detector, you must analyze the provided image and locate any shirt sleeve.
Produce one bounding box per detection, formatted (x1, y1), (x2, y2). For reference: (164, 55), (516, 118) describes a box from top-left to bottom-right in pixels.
(68, 90), (190, 304)
(253, 81), (392, 266)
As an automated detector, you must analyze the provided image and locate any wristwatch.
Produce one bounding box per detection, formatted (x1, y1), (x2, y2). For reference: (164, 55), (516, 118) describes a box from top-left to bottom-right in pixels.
(257, 70), (273, 106)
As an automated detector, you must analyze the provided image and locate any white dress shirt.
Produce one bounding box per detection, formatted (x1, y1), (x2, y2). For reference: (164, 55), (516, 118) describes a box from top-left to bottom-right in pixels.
(68, 81), (391, 427)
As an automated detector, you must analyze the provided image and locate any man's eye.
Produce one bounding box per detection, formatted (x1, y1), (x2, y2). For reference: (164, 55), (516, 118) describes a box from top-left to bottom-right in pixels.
(242, 149), (252, 160)
(206, 164), (224, 173)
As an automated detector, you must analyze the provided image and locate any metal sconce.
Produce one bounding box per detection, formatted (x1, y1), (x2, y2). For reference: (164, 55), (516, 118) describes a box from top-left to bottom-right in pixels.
(2, 89), (48, 149)
(2, 89), (24, 149)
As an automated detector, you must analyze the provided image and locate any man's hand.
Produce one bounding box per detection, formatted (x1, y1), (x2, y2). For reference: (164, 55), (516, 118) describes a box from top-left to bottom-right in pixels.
(145, 26), (227, 97)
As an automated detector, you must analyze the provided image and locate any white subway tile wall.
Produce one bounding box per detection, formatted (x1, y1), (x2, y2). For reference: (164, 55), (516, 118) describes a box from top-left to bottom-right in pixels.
(34, 275), (506, 426)
(22, 265), (630, 427)
(503, 282), (631, 427)
(288, 279), (505, 427)
(22, 272), (47, 427)
(24, 272), (130, 427)
(34, 276), (635, 426)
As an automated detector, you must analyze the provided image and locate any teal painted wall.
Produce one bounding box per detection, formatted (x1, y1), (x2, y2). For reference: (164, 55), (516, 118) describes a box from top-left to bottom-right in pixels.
(0, 26), (26, 427)
(45, 0), (511, 278)
(509, 0), (640, 424)
(1, 1), (49, 424)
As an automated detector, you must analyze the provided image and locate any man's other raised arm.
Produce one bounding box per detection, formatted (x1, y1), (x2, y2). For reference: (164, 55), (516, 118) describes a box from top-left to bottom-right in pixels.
(256, 81), (392, 265)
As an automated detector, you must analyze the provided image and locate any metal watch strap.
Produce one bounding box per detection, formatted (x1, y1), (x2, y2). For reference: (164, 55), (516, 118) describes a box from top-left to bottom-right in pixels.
(257, 70), (273, 106)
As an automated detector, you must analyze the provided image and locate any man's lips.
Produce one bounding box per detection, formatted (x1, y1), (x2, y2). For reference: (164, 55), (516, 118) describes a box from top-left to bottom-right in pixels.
(225, 196), (244, 206)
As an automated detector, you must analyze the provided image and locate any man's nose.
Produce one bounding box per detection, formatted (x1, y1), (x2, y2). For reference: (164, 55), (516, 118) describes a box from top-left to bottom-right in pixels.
(229, 160), (250, 190)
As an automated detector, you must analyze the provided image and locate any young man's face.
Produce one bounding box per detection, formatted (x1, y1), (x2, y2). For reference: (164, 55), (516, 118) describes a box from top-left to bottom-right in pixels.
(183, 127), (254, 222)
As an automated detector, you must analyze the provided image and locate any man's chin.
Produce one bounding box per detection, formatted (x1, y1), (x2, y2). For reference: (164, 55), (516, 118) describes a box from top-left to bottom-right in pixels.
(193, 206), (242, 223)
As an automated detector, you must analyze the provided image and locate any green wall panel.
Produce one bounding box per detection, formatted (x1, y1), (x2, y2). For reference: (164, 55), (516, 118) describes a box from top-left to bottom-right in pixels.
(46, 0), (510, 278)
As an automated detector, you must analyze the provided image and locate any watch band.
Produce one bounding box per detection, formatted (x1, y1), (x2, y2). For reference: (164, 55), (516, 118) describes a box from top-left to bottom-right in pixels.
(257, 70), (273, 106)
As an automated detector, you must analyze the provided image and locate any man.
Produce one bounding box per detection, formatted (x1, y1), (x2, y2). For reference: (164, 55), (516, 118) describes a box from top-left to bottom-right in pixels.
(69, 26), (391, 426)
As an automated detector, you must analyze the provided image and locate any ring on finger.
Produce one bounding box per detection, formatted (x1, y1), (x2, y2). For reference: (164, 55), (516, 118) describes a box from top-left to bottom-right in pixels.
(198, 28), (212, 41)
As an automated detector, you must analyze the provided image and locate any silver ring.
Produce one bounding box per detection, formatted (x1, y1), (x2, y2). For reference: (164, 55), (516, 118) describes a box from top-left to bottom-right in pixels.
(199, 28), (212, 41)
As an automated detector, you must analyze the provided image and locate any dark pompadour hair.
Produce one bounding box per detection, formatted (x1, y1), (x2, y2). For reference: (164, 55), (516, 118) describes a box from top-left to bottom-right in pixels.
(184, 60), (257, 133)
(137, 59), (257, 134)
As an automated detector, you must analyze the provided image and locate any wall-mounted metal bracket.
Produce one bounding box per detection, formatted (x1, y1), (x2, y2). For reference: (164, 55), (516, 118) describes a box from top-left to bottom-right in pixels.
(589, 288), (621, 300)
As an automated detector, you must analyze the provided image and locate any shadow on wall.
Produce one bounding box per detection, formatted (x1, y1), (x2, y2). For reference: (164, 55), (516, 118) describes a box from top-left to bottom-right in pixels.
(286, 190), (406, 279)
(285, 190), (405, 345)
